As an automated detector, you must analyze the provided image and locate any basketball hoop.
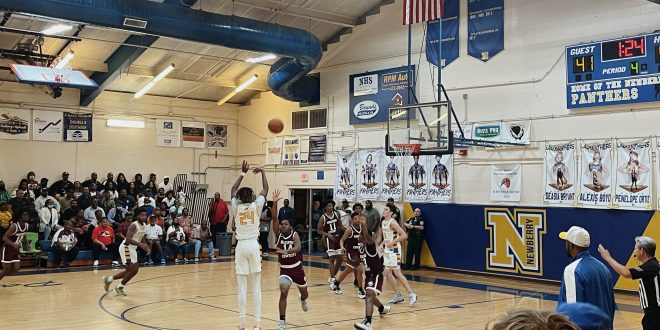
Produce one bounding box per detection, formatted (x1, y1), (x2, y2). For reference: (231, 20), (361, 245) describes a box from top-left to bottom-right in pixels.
(393, 143), (421, 158)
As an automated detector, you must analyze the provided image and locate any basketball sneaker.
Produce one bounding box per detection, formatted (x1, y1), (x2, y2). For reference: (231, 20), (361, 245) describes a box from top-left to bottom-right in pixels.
(102, 275), (113, 292)
(388, 292), (404, 304)
(93, 260), (99, 268)
(379, 305), (391, 317)
(357, 288), (366, 299)
(194, 258), (200, 263)
(113, 286), (127, 296)
(353, 320), (372, 330)
(299, 294), (309, 312)
(409, 292), (418, 306)
(278, 320), (286, 330)
(330, 281), (342, 294)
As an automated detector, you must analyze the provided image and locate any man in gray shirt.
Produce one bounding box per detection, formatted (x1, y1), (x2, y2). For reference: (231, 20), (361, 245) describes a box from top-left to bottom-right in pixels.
(361, 200), (381, 237)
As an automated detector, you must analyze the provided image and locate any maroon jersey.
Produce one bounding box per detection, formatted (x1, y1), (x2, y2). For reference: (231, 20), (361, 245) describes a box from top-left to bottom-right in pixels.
(345, 224), (362, 261)
(321, 211), (341, 237)
(1, 222), (29, 263)
(277, 231), (302, 267)
(359, 241), (383, 274)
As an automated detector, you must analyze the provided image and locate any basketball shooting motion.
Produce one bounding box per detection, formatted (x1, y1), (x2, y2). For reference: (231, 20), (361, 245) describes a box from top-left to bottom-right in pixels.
(231, 160), (269, 330)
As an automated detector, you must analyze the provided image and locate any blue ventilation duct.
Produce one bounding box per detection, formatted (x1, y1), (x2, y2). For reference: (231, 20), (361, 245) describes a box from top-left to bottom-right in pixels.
(0, 0), (322, 103)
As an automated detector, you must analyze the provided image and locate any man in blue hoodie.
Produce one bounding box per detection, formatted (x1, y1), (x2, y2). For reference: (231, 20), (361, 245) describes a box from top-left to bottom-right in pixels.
(558, 226), (616, 329)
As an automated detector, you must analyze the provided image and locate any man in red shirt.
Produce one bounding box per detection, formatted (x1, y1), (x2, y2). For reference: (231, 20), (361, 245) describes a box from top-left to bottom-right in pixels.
(208, 192), (229, 235)
(92, 218), (120, 267)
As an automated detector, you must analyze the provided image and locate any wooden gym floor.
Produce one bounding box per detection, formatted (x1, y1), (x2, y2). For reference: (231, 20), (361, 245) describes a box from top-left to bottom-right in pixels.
(1, 255), (644, 330)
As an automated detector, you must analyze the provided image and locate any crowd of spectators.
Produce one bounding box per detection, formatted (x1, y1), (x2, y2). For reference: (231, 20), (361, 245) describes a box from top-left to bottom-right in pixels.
(0, 171), (223, 268)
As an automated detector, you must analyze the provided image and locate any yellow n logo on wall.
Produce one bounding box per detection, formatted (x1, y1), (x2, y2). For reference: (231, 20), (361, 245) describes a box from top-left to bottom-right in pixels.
(485, 208), (546, 276)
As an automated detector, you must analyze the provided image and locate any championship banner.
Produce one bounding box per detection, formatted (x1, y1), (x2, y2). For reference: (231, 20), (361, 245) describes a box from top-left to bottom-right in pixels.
(543, 142), (577, 205)
(358, 149), (382, 200)
(181, 121), (205, 148)
(467, 0), (504, 62)
(429, 155), (453, 202)
(614, 139), (651, 210)
(578, 141), (613, 208)
(308, 135), (327, 163)
(63, 112), (92, 142)
(156, 119), (181, 147)
(490, 164), (521, 202)
(265, 137), (283, 165)
(282, 136), (303, 165)
(32, 110), (62, 142)
(380, 154), (404, 201)
(206, 123), (228, 149)
(426, 0), (459, 67)
(0, 108), (30, 140)
(335, 152), (357, 201)
(405, 155), (431, 202)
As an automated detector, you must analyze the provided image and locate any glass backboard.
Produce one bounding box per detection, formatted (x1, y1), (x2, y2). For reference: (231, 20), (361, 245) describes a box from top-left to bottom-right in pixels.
(385, 101), (453, 156)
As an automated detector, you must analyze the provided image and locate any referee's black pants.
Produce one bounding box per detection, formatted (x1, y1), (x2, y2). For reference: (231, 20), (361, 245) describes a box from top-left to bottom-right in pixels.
(405, 235), (423, 269)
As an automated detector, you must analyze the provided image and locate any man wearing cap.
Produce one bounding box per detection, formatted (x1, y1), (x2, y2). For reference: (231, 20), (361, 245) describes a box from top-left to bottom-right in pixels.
(158, 176), (173, 194)
(598, 236), (659, 329)
(558, 226), (616, 328)
(49, 172), (72, 197)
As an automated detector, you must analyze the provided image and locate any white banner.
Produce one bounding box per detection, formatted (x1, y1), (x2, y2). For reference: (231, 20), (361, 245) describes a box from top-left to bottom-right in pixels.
(429, 155), (453, 202)
(614, 139), (651, 210)
(578, 141), (613, 208)
(282, 136), (302, 165)
(335, 152), (357, 201)
(206, 123), (228, 149)
(181, 121), (205, 148)
(358, 149), (382, 200)
(380, 154), (404, 201)
(0, 108), (30, 140)
(490, 164), (521, 202)
(265, 137), (283, 165)
(405, 155), (431, 202)
(543, 142), (577, 205)
(472, 121), (531, 145)
(156, 119), (181, 147)
(32, 110), (62, 142)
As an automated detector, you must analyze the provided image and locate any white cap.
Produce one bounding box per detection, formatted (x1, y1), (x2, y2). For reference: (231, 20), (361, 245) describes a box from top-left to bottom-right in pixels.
(559, 226), (590, 248)
(164, 176), (169, 179)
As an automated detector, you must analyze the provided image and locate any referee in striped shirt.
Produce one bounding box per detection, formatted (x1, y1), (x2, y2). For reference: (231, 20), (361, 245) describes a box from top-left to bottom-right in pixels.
(599, 236), (660, 329)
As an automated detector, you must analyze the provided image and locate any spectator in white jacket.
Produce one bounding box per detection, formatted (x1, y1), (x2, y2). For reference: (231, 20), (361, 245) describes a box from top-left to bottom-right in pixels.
(35, 188), (60, 212)
(39, 198), (60, 240)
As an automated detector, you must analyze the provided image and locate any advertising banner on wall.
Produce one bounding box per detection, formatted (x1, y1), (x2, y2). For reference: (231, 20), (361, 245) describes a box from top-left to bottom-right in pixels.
(335, 152), (357, 201)
(308, 135), (327, 163)
(490, 164), (521, 202)
(358, 149), (382, 200)
(265, 137), (283, 165)
(156, 119), (181, 147)
(349, 66), (415, 125)
(428, 154), (453, 202)
(32, 110), (62, 142)
(543, 141), (577, 205)
(206, 123), (228, 149)
(614, 139), (652, 210)
(472, 121), (530, 145)
(380, 153), (404, 201)
(181, 121), (205, 148)
(282, 136), (303, 165)
(405, 155), (431, 202)
(467, 0), (504, 62)
(0, 108), (30, 140)
(453, 123), (473, 148)
(425, 0), (459, 67)
(63, 112), (92, 142)
(578, 140), (613, 208)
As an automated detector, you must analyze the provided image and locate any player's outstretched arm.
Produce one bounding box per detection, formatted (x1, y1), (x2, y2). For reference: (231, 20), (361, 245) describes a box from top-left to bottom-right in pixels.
(253, 167), (269, 197)
(231, 160), (249, 198)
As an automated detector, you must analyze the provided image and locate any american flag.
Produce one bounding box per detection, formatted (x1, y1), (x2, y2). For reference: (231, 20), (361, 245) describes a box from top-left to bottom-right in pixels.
(402, 0), (445, 25)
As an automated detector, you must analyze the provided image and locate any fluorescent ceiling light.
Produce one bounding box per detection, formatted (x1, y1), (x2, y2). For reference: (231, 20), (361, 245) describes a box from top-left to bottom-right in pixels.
(234, 74), (258, 93)
(107, 119), (145, 128)
(245, 54), (276, 63)
(134, 63), (175, 99)
(429, 113), (448, 127)
(41, 24), (73, 35)
(54, 51), (74, 69)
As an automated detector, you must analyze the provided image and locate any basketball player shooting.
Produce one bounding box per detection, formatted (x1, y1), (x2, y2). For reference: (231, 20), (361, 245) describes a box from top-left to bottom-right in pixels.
(231, 160), (268, 330)
(271, 189), (309, 330)
(102, 207), (150, 296)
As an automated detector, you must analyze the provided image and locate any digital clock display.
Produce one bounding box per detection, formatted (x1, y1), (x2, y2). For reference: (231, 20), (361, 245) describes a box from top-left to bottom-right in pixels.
(601, 36), (645, 61)
(573, 55), (594, 73)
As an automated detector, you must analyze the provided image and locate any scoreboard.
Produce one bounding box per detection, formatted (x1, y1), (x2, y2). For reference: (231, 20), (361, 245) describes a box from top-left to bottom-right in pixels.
(565, 32), (660, 109)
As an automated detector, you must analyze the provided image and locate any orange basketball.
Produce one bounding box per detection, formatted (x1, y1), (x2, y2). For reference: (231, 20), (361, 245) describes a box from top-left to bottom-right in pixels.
(268, 118), (284, 134)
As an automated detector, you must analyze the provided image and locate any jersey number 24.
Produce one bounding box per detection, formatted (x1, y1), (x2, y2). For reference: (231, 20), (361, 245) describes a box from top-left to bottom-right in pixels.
(239, 211), (256, 225)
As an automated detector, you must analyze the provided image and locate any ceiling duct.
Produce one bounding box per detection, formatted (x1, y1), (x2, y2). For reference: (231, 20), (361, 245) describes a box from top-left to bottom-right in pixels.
(0, 0), (322, 104)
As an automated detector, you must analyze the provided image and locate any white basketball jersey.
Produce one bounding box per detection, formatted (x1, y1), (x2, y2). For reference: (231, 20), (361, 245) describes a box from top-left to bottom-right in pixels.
(123, 221), (147, 247)
(232, 195), (265, 241)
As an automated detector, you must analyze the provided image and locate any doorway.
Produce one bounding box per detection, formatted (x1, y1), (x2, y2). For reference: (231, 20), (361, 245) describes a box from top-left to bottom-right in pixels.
(289, 188), (333, 255)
